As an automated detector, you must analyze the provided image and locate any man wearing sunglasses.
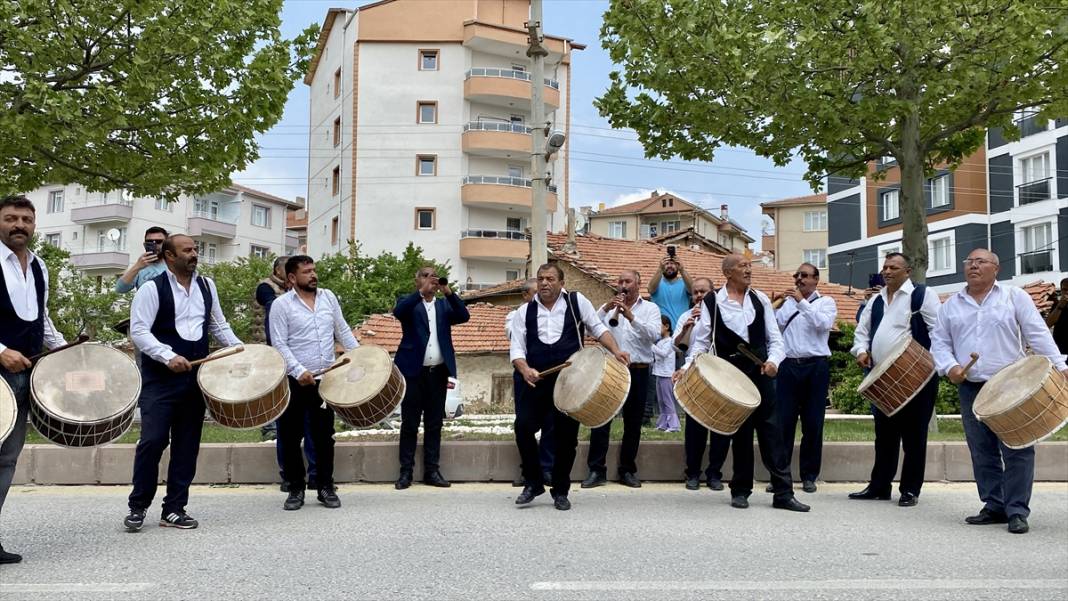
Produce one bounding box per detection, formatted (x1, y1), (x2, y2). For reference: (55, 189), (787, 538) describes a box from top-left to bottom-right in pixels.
(115, 227), (169, 293)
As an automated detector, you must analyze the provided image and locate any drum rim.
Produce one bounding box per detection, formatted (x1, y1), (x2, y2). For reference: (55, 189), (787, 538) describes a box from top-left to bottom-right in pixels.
(29, 401), (136, 448)
(858, 335), (919, 389)
(0, 376), (15, 443)
(552, 347), (610, 414)
(320, 345), (397, 408)
(30, 343), (141, 423)
(973, 355), (1055, 418)
(206, 385), (291, 430)
(334, 370), (406, 427)
(196, 344), (287, 403)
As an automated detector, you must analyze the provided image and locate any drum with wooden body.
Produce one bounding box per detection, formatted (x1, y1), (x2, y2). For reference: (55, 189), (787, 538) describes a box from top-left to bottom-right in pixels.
(197, 344), (289, 429)
(30, 344), (140, 447)
(858, 336), (935, 417)
(553, 347), (631, 428)
(0, 376), (15, 446)
(318, 345), (405, 428)
(673, 353), (760, 435)
(973, 356), (1068, 449)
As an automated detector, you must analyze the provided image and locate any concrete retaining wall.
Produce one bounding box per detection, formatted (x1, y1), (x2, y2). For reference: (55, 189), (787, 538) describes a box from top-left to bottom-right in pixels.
(14, 441), (1068, 485)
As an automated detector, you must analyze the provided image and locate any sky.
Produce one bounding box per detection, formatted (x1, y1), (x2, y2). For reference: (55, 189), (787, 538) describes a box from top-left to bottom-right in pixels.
(235, 0), (817, 249)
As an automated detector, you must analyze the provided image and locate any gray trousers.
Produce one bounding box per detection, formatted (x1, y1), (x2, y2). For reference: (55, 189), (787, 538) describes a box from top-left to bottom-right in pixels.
(0, 370), (31, 528)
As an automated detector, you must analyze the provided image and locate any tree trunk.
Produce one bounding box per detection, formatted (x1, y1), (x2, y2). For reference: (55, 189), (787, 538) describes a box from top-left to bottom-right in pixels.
(898, 111), (928, 283)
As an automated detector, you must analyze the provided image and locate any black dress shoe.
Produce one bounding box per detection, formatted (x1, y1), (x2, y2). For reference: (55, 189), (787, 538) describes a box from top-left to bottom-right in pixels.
(848, 486), (891, 500)
(965, 508), (1009, 525)
(284, 490), (305, 511)
(1008, 515), (1029, 534)
(802, 480), (817, 493)
(730, 495), (749, 509)
(773, 497), (811, 512)
(580, 471), (606, 489)
(685, 477), (700, 491)
(898, 492), (918, 507)
(620, 472), (642, 488)
(424, 471), (451, 488)
(553, 495), (571, 511)
(515, 485), (546, 505)
(317, 487), (341, 509)
(0, 544), (22, 564)
(706, 478), (724, 491)
(395, 472), (413, 490)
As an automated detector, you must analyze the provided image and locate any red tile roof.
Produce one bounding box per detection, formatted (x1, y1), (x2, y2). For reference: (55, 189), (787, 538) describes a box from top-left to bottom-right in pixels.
(760, 193), (827, 208)
(596, 193), (698, 216)
(353, 303), (513, 354)
(1022, 280), (1057, 314)
(461, 279), (526, 301)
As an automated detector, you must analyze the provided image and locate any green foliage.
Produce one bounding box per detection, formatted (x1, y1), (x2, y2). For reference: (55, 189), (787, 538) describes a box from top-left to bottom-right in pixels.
(0, 0), (320, 199)
(34, 239), (128, 342)
(198, 255), (275, 341)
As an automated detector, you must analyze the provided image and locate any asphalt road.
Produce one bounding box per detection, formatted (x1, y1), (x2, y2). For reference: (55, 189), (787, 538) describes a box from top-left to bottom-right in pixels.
(1, 483), (1066, 601)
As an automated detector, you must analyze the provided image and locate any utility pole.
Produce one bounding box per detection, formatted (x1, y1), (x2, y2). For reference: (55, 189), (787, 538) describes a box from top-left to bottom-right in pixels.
(527, 0), (548, 270)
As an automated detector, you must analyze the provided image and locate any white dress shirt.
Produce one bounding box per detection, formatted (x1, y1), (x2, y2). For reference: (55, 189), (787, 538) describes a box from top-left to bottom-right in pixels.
(509, 290), (608, 363)
(130, 270), (241, 364)
(931, 283), (1067, 382)
(505, 308), (519, 342)
(596, 297), (662, 364)
(776, 292), (838, 358)
(685, 287), (785, 368)
(851, 279), (941, 365)
(422, 299), (443, 366)
(652, 337), (676, 377)
(0, 242), (65, 354)
(673, 306), (699, 349)
(269, 288), (359, 379)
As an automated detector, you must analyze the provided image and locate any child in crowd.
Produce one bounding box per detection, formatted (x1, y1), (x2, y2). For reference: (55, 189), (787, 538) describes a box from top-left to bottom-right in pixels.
(652, 315), (680, 432)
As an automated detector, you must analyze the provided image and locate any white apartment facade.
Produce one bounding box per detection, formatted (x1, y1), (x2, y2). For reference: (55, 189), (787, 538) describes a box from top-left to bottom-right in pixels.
(29, 183), (299, 282)
(304, 0), (581, 289)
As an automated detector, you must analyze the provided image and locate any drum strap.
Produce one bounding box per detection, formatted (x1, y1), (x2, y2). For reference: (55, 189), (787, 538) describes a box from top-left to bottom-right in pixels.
(567, 291), (586, 347)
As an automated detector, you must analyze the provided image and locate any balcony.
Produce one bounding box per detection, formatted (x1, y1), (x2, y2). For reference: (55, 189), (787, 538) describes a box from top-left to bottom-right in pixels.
(463, 69), (559, 111)
(1021, 250), (1054, 275)
(459, 230), (529, 262)
(1018, 178), (1051, 205)
(187, 211), (237, 238)
(70, 251), (130, 271)
(461, 175), (558, 213)
(462, 122), (532, 159)
(1015, 113), (1048, 138)
(70, 199), (133, 225)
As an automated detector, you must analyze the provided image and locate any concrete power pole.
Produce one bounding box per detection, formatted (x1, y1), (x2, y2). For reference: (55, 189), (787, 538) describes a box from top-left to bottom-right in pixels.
(527, 0), (548, 271)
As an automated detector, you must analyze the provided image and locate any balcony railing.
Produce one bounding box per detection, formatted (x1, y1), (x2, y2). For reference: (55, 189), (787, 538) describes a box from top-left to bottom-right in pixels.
(191, 209), (238, 224)
(462, 175), (558, 194)
(461, 229), (528, 241)
(462, 121), (532, 134)
(1015, 113), (1048, 138)
(1021, 250), (1053, 275)
(1018, 177), (1051, 205)
(85, 196), (133, 207)
(465, 68), (560, 90)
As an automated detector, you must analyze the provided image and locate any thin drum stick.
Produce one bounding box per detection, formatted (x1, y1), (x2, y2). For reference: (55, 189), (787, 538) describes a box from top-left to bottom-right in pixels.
(537, 361), (572, 378)
(29, 334), (90, 361)
(188, 345), (245, 367)
(313, 357), (351, 377)
(735, 343), (766, 368)
(960, 352), (980, 377)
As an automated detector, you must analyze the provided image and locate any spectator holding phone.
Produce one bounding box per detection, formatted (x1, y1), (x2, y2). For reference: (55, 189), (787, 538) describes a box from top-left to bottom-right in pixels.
(115, 227), (169, 293)
(648, 249), (693, 330)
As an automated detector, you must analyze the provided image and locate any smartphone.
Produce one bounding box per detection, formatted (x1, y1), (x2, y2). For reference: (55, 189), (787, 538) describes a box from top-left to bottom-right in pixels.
(868, 273), (885, 288)
(667, 245), (676, 258)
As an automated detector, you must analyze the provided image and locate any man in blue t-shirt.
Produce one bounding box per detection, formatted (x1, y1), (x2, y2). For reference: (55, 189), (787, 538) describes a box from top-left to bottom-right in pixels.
(648, 255), (693, 329)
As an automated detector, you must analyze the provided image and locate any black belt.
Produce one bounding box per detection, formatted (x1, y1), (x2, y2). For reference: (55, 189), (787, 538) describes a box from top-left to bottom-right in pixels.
(784, 356), (829, 365)
(420, 364), (447, 373)
(629, 363), (650, 369)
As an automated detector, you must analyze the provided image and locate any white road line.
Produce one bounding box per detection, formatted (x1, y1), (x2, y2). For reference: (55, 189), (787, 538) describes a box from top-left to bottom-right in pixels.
(530, 579), (1068, 591)
(0, 583), (156, 593)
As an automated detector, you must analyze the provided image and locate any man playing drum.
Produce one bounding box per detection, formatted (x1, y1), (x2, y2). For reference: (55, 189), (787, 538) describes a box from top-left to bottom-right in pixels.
(583, 270), (661, 489)
(850, 252), (941, 507)
(506, 279), (554, 487)
(124, 234), (242, 531)
(675, 254), (809, 512)
(931, 249), (1067, 534)
(511, 263), (629, 510)
(270, 256), (358, 511)
(0, 195), (67, 564)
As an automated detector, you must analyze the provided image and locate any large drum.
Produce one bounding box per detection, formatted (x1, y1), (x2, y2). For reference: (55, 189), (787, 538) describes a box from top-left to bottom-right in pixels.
(973, 356), (1068, 449)
(858, 336), (935, 417)
(30, 344), (140, 447)
(319, 345), (405, 428)
(0, 376), (15, 446)
(674, 354), (760, 435)
(553, 347), (631, 428)
(198, 344), (289, 429)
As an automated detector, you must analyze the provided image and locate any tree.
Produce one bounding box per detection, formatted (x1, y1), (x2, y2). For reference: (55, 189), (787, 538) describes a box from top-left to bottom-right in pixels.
(0, 0), (318, 199)
(596, 0), (1068, 280)
(35, 240), (129, 342)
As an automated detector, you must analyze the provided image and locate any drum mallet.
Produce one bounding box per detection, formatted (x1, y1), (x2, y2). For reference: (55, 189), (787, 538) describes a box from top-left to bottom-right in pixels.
(188, 345), (246, 367)
(536, 361), (572, 378)
(960, 353), (980, 378)
(313, 357), (351, 377)
(736, 344), (766, 368)
(29, 334), (90, 362)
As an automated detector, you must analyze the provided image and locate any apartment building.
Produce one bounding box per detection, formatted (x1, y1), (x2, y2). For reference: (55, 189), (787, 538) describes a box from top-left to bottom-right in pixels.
(30, 183), (299, 282)
(303, 0), (581, 289)
(760, 193), (828, 271)
(588, 191), (754, 253)
(286, 197), (308, 255)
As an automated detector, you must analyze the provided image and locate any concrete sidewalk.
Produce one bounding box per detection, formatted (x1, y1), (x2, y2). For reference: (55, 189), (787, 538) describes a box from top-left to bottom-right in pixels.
(13, 441), (1068, 485)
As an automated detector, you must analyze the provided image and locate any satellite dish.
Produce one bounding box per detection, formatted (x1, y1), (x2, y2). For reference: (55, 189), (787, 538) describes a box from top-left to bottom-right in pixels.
(574, 211), (588, 232)
(760, 254), (773, 267)
(106, 228), (122, 242)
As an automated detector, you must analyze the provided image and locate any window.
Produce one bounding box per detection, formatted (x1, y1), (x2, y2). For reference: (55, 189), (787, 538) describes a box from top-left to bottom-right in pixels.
(415, 208), (435, 230)
(196, 240), (218, 264)
(505, 269), (519, 281)
(877, 241), (901, 260)
(881, 189), (900, 221)
(419, 49), (439, 71)
(802, 249), (827, 269)
(511, 64), (526, 73)
(928, 232), (955, 276)
(1021, 222), (1054, 274)
(416, 155), (437, 176)
(45, 233), (61, 247)
(332, 166), (341, 195)
(930, 175), (950, 208)
(98, 227), (128, 252)
(250, 245), (270, 258)
(1021, 153), (1050, 184)
(332, 117), (341, 147)
(330, 216), (339, 245)
(47, 190), (64, 213)
(417, 101), (438, 124)
(252, 205), (271, 228)
(506, 217), (522, 232)
(608, 221), (627, 239)
(803, 210), (828, 232)
(507, 164), (523, 179)
(333, 68), (341, 98)
(195, 197), (220, 220)
(154, 198), (173, 212)
(661, 220), (680, 234)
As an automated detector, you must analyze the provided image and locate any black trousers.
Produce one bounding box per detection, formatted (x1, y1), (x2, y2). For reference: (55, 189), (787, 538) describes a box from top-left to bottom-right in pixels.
(513, 372), (581, 497)
(514, 370), (554, 473)
(776, 357), (830, 482)
(869, 377), (938, 496)
(398, 365), (449, 474)
(278, 378), (335, 492)
(587, 366), (650, 476)
(729, 372), (794, 501)
(684, 415), (732, 481)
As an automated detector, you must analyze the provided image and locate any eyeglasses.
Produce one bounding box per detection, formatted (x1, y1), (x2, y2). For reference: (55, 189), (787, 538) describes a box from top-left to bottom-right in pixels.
(962, 258), (997, 267)
(793, 272), (815, 279)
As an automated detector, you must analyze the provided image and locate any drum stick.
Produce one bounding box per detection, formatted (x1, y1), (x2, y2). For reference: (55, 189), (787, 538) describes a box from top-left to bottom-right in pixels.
(188, 345), (245, 367)
(735, 344), (766, 368)
(313, 357), (351, 377)
(537, 361), (572, 378)
(29, 334), (90, 361)
(960, 352), (980, 377)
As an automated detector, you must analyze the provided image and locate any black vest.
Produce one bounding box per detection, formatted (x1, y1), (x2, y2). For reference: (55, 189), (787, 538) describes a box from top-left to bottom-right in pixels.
(142, 271), (212, 382)
(704, 289), (767, 376)
(0, 255), (45, 357)
(1054, 305), (1068, 354)
(524, 292), (584, 372)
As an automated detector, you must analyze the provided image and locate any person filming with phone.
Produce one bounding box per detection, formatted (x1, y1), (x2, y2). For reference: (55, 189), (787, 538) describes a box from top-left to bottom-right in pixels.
(115, 227), (169, 293)
(649, 247), (693, 330)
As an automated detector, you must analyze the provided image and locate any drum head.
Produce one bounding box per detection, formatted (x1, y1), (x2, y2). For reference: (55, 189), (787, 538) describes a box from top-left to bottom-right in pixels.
(974, 356), (1053, 417)
(197, 344), (286, 403)
(319, 345), (393, 408)
(859, 334), (913, 389)
(553, 348), (609, 413)
(692, 354), (761, 409)
(31, 344), (140, 423)
(0, 376), (15, 444)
